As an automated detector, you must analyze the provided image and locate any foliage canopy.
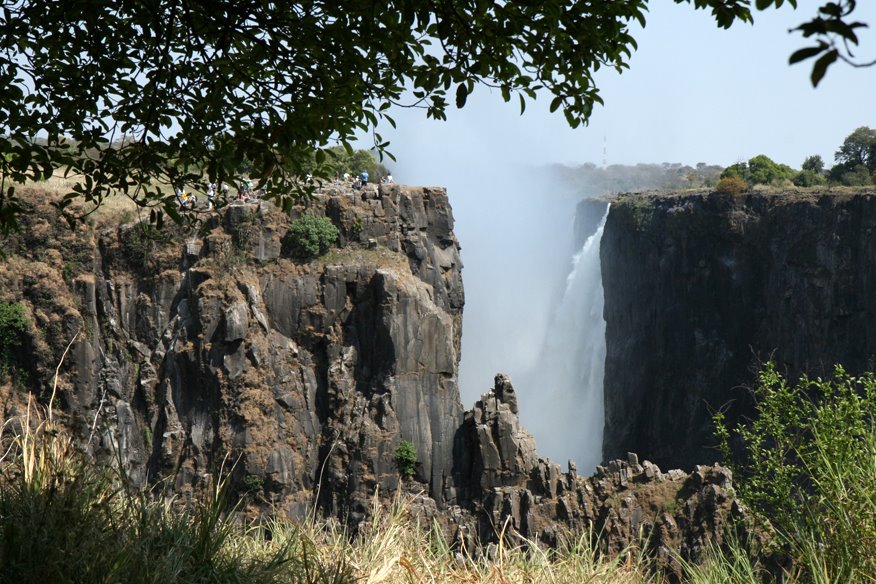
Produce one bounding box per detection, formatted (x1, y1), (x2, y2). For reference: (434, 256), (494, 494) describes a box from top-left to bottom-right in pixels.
(835, 126), (876, 173)
(746, 154), (795, 185)
(0, 0), (870, 234)
(801, 154), (825, 174)
(720, 154), (794, 186)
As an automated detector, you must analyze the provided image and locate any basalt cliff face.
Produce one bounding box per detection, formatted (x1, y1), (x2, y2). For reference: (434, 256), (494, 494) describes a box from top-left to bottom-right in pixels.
(1, 185), (464, 519)
(1, 184), (743, 572)
(600, 190), (876, 470)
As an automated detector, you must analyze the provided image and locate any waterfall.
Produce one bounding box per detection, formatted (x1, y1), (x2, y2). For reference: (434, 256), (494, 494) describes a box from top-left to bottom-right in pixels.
(526, 205), (608, 473)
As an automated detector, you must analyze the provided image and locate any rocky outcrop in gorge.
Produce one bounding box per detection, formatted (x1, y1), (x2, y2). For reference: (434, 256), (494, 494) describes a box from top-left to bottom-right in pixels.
(447, 374), (744, 580)
(601, 190), (876, 469)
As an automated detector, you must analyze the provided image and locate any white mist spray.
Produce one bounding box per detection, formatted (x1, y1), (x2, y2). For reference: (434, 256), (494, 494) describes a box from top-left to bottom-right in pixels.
(526, 205), (609, 473)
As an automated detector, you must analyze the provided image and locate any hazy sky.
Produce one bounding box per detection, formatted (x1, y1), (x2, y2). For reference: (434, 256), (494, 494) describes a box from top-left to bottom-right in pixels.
(357, 3), (876, 413)
(373, 3), (876, 174)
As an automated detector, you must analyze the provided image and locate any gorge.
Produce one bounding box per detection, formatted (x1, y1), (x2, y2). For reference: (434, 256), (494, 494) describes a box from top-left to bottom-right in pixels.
(3, 182), (876, 571)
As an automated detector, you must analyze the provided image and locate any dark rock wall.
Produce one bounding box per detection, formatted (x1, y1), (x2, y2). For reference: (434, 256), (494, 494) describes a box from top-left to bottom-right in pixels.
(600, 191), (876, 469)
(0, 184), (464, 519)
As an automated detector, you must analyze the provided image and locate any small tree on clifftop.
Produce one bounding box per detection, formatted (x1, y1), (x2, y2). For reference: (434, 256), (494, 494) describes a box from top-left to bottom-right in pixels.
(836, 127), (876, 173)
(802, 154), (825, 174)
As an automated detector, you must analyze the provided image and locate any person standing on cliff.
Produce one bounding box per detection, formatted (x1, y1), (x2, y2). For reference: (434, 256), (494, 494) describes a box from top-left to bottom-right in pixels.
(206, 182), (216, 210)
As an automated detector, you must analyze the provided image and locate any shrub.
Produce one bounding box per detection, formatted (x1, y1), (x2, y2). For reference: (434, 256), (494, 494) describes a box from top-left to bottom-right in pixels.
(792, 169), (827, 187)
(837, 163), (874, 186)
(714, 176), (748, 196)
(720, 162), (748, 181)
(747, 154), (795, 185)
(715, 363), (876, 581)
(242, 473), (264, 493)
(284, 213), (339, 259)
(395, 440), (417, 479)
(0, 302), (27, 377)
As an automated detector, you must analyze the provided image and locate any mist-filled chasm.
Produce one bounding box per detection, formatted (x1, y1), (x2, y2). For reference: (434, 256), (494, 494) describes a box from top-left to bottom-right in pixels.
(386, 149), (611, 475)
(450, 168), (610, 475)
(521, 207), (609, 472)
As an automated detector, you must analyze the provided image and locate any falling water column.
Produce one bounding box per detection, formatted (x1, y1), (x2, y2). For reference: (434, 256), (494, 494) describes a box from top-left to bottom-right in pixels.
(528, 205), (609, 473)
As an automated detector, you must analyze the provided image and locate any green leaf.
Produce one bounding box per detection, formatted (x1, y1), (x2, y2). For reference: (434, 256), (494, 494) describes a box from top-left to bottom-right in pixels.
(789, 45), (825, 64)
(455, 83), (468, 109)
(810, 48), (838, 87)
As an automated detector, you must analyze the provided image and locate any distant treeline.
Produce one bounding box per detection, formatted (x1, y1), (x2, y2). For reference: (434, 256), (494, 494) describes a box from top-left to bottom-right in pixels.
(549, 126), (876, 197)
(720, 126), (876, 189)
(551, 126), (876, 197)
(548, 161), (724, 196)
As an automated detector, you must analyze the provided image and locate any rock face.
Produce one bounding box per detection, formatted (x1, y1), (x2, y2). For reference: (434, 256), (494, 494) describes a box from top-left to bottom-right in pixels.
(449, 374), (741, 579)
(0, 184), (464, 519)
(2, 184), (746, 569)
(600, 190), (876, 469)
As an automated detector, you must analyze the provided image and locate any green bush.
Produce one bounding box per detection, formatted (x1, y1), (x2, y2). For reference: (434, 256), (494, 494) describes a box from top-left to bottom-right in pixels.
(830, 162), (875, 186)
(284, 213), (339, 259)
(715, 363), (876, 581)
(746, 154), (795, 185)
(395, 440), (417, 479)
(0, 302), (27, 377)
(802, 154), (825, 174)
(714, 176), (748, 196)
(242, 473), (264, 494)
(792, 169), (828, 187)
(719, 162), (748, 181)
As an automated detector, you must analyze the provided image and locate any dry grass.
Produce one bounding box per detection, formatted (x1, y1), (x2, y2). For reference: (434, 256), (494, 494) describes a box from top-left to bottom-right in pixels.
(0, 398), (673, 583)
(314, 246), (411, 272)
(12, 175), (164, 228)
